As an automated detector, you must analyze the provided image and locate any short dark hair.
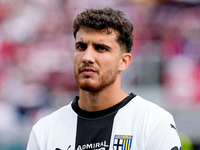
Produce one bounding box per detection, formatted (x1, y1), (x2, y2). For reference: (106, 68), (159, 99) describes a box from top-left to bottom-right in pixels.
(73, 7), (133, 53)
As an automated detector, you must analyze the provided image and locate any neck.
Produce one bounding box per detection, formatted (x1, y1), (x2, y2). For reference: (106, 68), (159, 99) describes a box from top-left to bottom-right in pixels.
(78, 82), (128, 112)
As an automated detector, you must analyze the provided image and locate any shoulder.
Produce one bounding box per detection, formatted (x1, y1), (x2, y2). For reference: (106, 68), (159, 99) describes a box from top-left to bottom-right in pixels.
(132, 96), (182, 149)
(131, 95), (173, 118)
(33, 102), (75, 131)
(132, 96), (177, 135)
(28, 102), (77, 148)
(123, 95), (175, 127)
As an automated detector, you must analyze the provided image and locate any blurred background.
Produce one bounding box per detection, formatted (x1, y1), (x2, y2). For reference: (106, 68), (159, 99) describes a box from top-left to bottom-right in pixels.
(0, 0), (200, 149)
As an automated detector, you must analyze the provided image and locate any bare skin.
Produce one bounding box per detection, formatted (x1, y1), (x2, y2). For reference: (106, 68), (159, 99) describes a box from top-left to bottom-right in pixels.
(74, 27), (132, 112)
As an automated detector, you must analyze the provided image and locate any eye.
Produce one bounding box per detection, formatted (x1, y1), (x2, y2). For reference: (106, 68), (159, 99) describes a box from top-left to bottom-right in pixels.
(95, 45), (108, 51)
(75, 43), (87, 51)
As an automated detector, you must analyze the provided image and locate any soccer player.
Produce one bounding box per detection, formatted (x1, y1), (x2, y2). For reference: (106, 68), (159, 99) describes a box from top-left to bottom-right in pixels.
(27, 7), (182, 150)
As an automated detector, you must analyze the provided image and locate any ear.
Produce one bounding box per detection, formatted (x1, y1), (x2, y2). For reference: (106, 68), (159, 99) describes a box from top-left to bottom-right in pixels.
(118, 53), (132, 71)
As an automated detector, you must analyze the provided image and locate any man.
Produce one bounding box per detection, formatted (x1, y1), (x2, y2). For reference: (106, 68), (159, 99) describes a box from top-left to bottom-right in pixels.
(27, 8), (182, 150)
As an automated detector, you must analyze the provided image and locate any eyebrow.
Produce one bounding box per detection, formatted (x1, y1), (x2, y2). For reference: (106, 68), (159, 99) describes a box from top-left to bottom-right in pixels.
(93, 43), (111, 49)
(75, 41), (112, 50)
(75, 41), (85, 46)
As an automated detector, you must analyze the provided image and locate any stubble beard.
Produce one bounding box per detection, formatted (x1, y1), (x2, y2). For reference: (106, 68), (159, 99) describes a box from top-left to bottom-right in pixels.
(74, 65), (118, 92)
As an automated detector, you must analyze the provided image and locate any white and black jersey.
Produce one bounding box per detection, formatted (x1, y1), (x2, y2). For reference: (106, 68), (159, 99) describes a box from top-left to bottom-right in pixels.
(27, 93), (182, 150)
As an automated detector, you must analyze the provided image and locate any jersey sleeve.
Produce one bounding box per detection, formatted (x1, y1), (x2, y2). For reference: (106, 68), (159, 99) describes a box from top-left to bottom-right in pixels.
(145, 115), (182, 150)
(26, 128), (40, 150)
(26, 117), (50, 150)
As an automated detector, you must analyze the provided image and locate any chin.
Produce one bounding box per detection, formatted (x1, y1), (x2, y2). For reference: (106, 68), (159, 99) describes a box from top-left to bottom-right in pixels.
(79, 83), (102, 92)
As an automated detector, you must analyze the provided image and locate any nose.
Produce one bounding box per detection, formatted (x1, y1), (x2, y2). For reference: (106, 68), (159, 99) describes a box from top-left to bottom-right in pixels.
(82, 47), (95, 64)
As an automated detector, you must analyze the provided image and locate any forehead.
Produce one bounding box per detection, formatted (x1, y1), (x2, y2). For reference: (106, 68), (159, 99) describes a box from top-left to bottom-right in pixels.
(76, 27), (118, 42)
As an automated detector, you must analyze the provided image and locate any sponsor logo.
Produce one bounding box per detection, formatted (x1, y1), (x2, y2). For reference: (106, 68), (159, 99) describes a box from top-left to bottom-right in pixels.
(113, 135), (132, 150)
(76, 140), (109, 150)
(170, 124), (177, 130)
(171, 146), (182, 150)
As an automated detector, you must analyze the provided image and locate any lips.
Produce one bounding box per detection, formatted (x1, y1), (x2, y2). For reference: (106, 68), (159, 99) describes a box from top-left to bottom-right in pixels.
(80, 67), (96, 76)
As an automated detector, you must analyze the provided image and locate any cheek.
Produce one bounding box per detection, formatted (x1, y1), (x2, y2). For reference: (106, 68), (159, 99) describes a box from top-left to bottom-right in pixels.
(102, 58), (119, 72)
(74, 53), (82, 65)
(73, 58), (80, 74)
(106, 56), (120, 68)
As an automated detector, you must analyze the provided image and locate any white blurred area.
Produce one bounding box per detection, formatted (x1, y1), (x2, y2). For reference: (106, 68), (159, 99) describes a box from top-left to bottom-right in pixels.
(0, 0), (200, 149)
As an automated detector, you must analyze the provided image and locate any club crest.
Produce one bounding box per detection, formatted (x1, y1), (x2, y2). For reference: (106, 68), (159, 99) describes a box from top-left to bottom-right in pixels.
(113, 135), (133, 150)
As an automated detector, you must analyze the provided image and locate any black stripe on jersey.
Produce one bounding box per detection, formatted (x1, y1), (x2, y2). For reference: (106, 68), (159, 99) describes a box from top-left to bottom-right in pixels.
(71, 93), (136, 150)
(75, 112), (115, 150)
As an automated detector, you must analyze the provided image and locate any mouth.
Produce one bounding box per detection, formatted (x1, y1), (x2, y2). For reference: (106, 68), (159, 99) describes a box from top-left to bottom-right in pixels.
(80, 67), (96, 76)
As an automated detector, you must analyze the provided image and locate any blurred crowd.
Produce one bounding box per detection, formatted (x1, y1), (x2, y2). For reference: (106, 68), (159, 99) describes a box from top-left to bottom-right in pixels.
(0, 0), (200, 148)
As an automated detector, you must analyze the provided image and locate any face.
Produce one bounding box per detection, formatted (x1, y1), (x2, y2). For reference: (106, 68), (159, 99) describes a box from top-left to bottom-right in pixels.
(74, 28), (122, 92)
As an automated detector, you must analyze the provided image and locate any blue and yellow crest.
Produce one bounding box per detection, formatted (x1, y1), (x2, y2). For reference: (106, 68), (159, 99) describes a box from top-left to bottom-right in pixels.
(113, 135), (133, 150)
